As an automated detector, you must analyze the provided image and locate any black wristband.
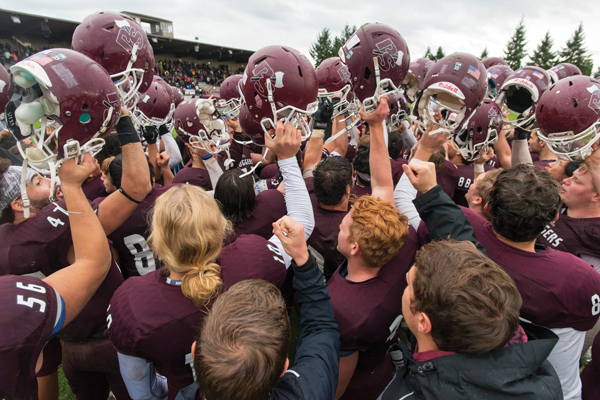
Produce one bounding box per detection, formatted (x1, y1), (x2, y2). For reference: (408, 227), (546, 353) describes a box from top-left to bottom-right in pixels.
(158, 124), (170, 136)
(291, 253), (316, 273)
(514, 126), (529, 141)
(118, 187), (142, 204)
(116, 116), (141, 146)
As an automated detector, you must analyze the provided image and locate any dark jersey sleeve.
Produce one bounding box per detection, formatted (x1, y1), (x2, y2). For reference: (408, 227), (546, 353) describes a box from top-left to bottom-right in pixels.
(82, 176), (109, 201)
(537, 214), (600, 259)
(232, 190), (287, 243)
(436, 160), (460, 199)
(0, 276), (58, 399)
(260, 163), (280, 180)
(172, 164), (213, 190)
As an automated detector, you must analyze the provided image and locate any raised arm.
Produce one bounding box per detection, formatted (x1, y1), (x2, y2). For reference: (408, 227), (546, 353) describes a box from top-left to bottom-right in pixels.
(158, 125), (182, 169)
(43, 154), (112, 326)
(511, 127), (533, 166)
(98, 107), (153, 235)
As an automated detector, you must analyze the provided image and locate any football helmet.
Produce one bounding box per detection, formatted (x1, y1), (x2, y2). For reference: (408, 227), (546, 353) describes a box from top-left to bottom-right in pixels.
(486, 65), (513, 99)
(481, 57), (508, 69)
(0, 64), (10, 116)
(216, 74), (243, 117)
(316, 57), (353, 117)
(134, 76), (175, 127)
(172, 86), (184, 107)
(416, 53), (487, 135)
(6, 49), (120, 214)
(536, 75), (600, 161)
(496, 66), (551, 131)
(387, 93), (410, 133)
(548, 62), (582, 84)
(453, 99), (502, 162)
(402, 57), (434, 103)
(339, 23), (410, 112)
(239, 104), (266, 145)
(240, 45), (318, 141)
(173, 99), (210, 149)
(72, 11), (155, 104)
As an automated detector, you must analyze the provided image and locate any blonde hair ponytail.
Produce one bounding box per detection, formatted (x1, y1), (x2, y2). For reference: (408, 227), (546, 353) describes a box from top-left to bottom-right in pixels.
(148, 185), (230, 307)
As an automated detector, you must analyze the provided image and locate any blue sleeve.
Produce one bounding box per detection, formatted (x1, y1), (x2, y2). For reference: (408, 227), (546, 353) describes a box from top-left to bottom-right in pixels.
(117, 352), (168, 400)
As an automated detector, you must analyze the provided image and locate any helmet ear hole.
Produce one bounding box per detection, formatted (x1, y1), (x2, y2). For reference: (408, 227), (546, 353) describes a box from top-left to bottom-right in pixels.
(477, 127), (483, 134)
(569, 81), (573, 86)
(82, 103), (89, 111)
(298, 66), (303, 78)
(364, 67), (371, 81)
(572, 99), (578, 108)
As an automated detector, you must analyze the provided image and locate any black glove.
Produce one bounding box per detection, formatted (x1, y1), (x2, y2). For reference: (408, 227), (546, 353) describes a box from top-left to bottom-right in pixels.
(158, 124), (170, 137)
(514, 126), (530, 141)
(141, 125), (159, 145)
(312, 99), (334, 130)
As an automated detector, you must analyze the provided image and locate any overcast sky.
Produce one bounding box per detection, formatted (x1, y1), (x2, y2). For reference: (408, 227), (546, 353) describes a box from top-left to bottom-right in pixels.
(5, 1), (600, 72)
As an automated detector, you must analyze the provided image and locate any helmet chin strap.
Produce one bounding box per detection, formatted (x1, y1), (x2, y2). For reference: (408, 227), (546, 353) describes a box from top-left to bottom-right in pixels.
(325, 113), (360, 145)
(362, 57), (404, 113)
(239, 148), (269, 179)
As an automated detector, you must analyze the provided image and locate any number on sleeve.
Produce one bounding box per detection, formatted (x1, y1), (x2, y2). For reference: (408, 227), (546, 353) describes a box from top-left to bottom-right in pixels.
(16, 282), (46, 294)
(124, 234), (156, 275)
(267, 243), (285, 264)
(592, 294), (600, 316)
(17, 295), (46, 313)
(47, 216), (65, 228)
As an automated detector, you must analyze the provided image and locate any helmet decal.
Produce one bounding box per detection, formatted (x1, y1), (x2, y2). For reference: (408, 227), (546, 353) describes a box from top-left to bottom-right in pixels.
(373, 38), (399, 72)
(588, 84), (600, 114)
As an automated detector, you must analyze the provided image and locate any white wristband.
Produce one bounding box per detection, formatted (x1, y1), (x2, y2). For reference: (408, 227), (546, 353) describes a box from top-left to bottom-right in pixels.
(474, 164), (485, 173)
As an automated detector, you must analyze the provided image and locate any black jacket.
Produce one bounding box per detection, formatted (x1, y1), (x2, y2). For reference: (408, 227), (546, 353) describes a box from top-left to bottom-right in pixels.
(175, 254), (340, 400)
(378, 322), (562, 400)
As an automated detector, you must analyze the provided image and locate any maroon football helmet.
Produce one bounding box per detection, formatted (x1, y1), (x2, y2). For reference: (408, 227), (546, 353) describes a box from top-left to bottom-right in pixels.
(240, 45), (318, 140)
(134, 76), (175, 127)
(481, 57), (508, 69)
(196, 99), (229, 151)
(0, 64), (10, 116)
(416, 53), (488, 134)
(402, 57), (434, 103)
(536, 75), (600, 161)
(486, 65), (513, 99)
(6, 49), (120, 211)
(387, 93), (410, 132)
(496, 66), (551, 130)
(239, 104), (265, 146)
(339, 23), (410, 112)
(548, 62), (582, 84)
(216, 74), (243, 117)
(172, 86), (184, 107)
(72, 11), (155, 104)
(173, 99), (210, 149)
(316, 57), (353, 117)
(453, 99), (502, 162)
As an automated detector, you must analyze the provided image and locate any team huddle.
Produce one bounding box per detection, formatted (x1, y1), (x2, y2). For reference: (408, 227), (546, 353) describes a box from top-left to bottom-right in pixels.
(1, 10), (600, 400)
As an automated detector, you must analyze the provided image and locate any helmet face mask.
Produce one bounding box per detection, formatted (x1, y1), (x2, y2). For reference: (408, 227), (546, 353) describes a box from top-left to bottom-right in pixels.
(216, 75), (244, 117)
(453, 99), (502, 162)
(133, 77), (175, 128)
(387, 93), (409, 132)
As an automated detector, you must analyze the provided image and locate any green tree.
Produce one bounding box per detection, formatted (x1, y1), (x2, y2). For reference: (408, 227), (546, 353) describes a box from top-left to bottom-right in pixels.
(480, 48), (489, 59)
(503, 17), (528, 70)
(558, 23), (594, 76)
(529, 31), (557, 70)
(424, 46), (434, 60)
(434, 46), (446, 61)
(309, 28), (335, 68)
(594, 66), (600, 79)
(332, 24), (357, 54)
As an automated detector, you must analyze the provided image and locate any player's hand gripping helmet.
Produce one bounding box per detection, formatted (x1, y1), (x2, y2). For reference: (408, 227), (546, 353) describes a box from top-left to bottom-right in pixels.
(216, 74), (244, 117)
(496, 66), (551, 131)
(72, 11), (155, 105)
(387, 93), (410, 133)
(316, 57), (354, 118)
(5, 49), (121, 215)
(339, 23), (410, 113)
(481, 57), (508, 69)
(453, 99), (502, 162)
(0, 64), (10, 118)
(486, 65), (513, 99)
(415, 53), (487, 135)
(134, 76), (175, 127)
(547, 62), (582, 84)
(536, 75), (600, 161)
(402, 58), (434, 103)
(240, 45), (318, 142)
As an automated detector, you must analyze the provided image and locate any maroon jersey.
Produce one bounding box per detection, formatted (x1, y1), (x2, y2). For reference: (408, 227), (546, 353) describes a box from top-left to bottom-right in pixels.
(537, 211), (600, 259)
(99, 185), (174, 277)
(172, 161), (213, 190)
(461, 207), (600, 331)
(328, 228), (420, 400)
(390, 157), (407, 186)
(436, 160), (460, 199)
(218, 234), (288, 289)
(305, 177), (348, 280)
(486, 156), (500, 169)
(345, 144), (357, 163)
(352, 183), (372, 198)
(534, 159), (555, 170)
(82, 176), (108, 201)
(228, 133), (256, 173)
(260, 163), (279, 180)
(452, 163), (495, 207)
(0, 276), (57, 399)
(108, 270), (202, 400)
(226, 189), (287, 244)
(0, 200), (123, 342)
(581, 330), (600, 400)
(400, 143), (411, 160)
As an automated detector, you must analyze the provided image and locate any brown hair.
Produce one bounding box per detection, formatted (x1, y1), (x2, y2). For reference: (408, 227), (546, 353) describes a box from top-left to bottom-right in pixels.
(195, 279), (290, 400)
(489, 164), (561, 242)
(349, 196), (408, 268)
(147, 185), (229, 308)
(476, 168), (504, 220)
(411, 240), (522, 354)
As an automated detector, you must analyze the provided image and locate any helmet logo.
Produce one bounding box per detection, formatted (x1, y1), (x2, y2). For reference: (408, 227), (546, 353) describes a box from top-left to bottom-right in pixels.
(373, 38), (399, 72)
(251, 60), (275, 96)
(338, 64), (351, 83)
(115, 20), (144, 54)
(52, 54), (67, 62)
(272, 72), (285, 88)
(587, 84), (600, 114)
(453, 62), (462, 71)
